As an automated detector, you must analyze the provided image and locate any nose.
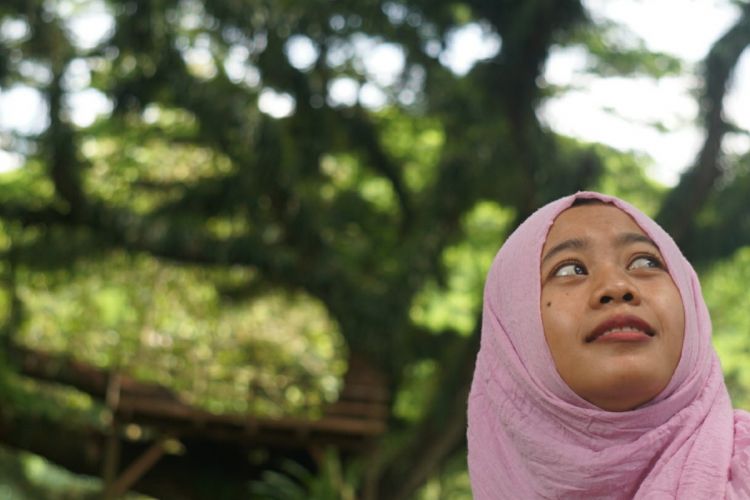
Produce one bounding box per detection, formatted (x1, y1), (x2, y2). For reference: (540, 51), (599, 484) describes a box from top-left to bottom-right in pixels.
(589, 268), (640, 308)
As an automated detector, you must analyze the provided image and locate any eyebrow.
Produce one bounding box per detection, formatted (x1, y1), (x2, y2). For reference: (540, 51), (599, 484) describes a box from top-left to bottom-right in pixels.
(541, 238), (587, 265)
(541, 232), (659, 264)
(616, 232), (658, 249)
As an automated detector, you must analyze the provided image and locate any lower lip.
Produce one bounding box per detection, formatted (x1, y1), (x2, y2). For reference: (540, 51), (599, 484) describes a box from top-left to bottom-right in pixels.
(593, 331), (652, 342)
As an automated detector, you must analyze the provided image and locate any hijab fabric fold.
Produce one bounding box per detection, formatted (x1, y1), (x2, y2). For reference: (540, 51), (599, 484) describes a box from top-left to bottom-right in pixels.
(467, 191), (750, 499)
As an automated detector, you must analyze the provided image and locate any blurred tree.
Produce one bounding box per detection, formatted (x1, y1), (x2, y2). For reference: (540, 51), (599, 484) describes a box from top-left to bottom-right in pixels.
(0, 0), (749, 498)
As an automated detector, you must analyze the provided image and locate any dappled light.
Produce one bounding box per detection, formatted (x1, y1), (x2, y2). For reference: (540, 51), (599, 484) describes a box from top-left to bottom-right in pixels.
(0, 0), (749, 498)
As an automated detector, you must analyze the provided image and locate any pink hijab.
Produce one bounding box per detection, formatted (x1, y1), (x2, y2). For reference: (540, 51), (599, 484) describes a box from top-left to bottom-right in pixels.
(467, 191), (750, 499)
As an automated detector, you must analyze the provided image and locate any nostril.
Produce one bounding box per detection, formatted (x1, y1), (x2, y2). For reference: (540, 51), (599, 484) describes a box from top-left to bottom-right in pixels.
(623, 292), (634, 302)
(600, 296), (612, 304)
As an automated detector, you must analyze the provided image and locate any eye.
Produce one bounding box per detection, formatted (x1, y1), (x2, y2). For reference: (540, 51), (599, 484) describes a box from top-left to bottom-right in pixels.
(553, 262), (587, 277)
(628, 255), (663, 270)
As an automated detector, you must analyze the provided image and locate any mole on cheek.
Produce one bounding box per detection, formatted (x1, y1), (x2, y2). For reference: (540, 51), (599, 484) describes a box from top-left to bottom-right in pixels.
(546, 302), (552, 307)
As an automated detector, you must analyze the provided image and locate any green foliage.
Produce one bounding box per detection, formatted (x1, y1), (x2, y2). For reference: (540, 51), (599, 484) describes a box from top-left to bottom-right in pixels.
(0, 161), (56, 208)
(702, 247), (750, 410)
(14, 250), (345, 416)
(570, 21), (683, 78)
(681, 152), (750, 266)
(377, 110), (445, 193)
(0, 445), (151, 500)
(393, 358), (438, 422)
(410, 201), (514, 335)
(249, 449), (360, 500)
(1, 374), (101, 428)
(0, 444), (97, 500)
(80, 107), (231, 214)
(415, 452), (472, 500)
(589, 142), (667, 215)
(1, 0), (750, 497)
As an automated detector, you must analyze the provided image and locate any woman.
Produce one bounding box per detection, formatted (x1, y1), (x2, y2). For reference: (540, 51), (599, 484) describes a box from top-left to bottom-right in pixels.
(467, 191), (750, 499)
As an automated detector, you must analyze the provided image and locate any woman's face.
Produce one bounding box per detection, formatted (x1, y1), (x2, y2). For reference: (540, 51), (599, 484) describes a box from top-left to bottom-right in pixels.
(540, 204), (685, 411)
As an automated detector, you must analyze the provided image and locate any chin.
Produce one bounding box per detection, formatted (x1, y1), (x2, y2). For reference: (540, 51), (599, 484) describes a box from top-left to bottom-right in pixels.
(590, 393), (656, 412)
(579, 363), (672, 412)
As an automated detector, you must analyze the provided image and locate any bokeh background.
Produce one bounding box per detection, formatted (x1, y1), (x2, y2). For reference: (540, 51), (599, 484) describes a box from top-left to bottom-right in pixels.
(1, 0), (750, 498)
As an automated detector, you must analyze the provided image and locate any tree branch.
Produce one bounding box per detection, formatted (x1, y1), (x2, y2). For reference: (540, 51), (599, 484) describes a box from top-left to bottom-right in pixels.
(11, 343), (179, 402)
(375, 321), (480, 500)
(340, 108), (414, 229)
(656, 4), (750, 242)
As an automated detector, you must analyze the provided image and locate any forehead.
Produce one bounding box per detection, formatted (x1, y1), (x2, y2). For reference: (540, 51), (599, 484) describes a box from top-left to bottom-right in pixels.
(544, 205), (645, 247)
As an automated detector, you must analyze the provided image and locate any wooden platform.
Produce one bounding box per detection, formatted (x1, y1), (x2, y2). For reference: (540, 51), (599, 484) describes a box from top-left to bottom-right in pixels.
(14, 344), (390, 495)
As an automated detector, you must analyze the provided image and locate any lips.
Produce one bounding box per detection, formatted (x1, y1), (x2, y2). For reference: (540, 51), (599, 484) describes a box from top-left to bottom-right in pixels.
(586, 314), (656, 343)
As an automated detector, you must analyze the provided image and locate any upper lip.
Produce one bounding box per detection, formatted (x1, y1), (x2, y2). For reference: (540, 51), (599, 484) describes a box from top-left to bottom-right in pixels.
(586, 314), (656, 343)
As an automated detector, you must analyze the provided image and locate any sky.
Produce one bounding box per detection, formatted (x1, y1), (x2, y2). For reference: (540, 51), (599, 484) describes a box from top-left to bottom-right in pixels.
(542, 0), (749, 186)
(0, 0), (748, 186)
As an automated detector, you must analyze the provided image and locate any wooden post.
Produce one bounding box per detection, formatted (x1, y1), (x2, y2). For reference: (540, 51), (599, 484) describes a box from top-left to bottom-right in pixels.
(102, 372), (122, 499)
(104, 438), (170, 497)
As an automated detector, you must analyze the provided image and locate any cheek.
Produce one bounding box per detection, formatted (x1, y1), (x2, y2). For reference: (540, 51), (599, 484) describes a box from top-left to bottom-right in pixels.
(541, 291), (578, 349)
(651, 281), (686, 363)
(666, 289), (686, 354)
